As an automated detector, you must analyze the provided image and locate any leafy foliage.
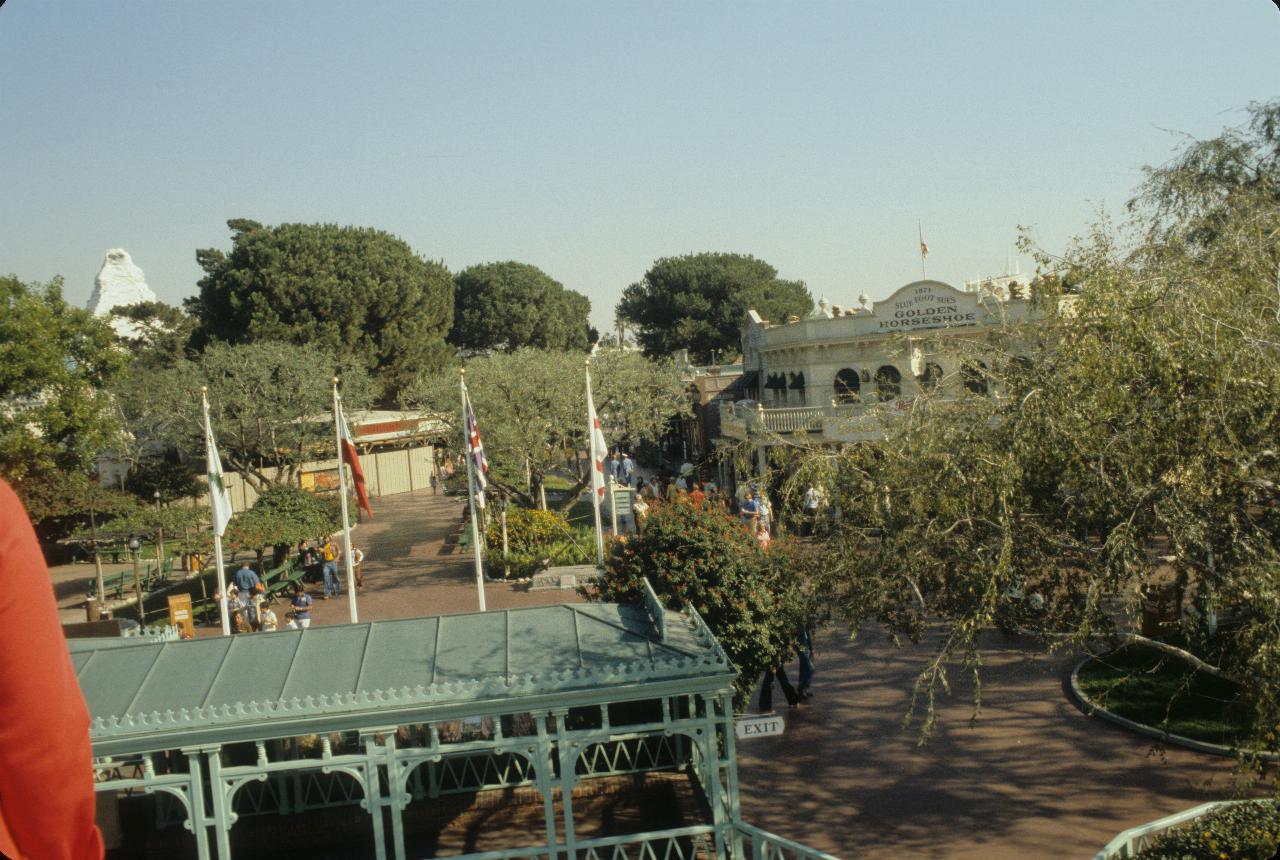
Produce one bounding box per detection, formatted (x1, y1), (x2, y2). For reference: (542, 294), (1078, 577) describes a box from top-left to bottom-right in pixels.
(109, 300), (196, 370)
(407, 348), (686, 509)
(113, 340), (371, 492)
(777, 101), (1280, 744)
(225, 486), (343, 563)
(594, 498), (801, 707)
(188, 219), (453, 402)
(451, 261), (592, 353)
(485, 506), (593, 578)
(1130, 801), (1280, 860)
(0, 275), (127, 532)
(617, 252), (811, 363)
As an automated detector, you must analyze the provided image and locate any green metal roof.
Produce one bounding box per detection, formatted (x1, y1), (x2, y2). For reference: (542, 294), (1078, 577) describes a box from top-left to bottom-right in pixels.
(74, 601), (734, 755)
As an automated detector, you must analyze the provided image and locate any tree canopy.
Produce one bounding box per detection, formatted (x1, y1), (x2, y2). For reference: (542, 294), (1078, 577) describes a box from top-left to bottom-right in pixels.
(406, 348), (687, 509)
(113, 340), (371, 493)
(0, 275), (127, 531)
(596, 497), (803, 707)
(225, 485), (343, 568)
(778, 101), (1280, 745)
(451, 261), (593, 353)
(616, 253), (812, 363)
(188, 219), (453, 402)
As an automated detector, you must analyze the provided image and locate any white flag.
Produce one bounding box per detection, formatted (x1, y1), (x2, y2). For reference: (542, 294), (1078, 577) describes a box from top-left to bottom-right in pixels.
(202, 396), (233, 537)
(586, 377), (609, 502)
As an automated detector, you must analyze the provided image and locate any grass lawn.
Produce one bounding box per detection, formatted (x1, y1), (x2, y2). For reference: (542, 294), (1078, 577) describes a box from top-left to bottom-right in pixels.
(1076, 643), (1251, 746)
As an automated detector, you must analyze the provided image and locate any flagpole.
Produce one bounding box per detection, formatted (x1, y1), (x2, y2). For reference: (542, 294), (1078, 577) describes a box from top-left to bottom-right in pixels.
(585, 359), (605, 568)
(460, 369), (487, 612)
(332, 378), (359, 624)
(918, 221), (927, 280)
(202, 387), (232, 637)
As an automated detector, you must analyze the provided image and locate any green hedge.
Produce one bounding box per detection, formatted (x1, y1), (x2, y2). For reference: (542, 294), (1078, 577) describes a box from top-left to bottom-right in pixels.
(1132, 801), (1280, 860)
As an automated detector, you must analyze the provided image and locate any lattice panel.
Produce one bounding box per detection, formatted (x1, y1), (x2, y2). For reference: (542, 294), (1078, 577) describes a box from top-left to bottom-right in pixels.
(432, 751), (537, 794)
(575, 735), (687, 778)
(578, 833), (715, 860)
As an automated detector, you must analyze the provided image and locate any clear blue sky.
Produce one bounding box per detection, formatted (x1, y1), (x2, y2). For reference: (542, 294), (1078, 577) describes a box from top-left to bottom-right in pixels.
(2, 1), (1277, 332)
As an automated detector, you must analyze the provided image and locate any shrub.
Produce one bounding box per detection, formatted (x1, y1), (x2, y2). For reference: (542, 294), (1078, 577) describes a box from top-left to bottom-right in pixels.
(487, 506), (573, 553)
(1131, 801), (1280, 860)
(593, 497), (801, 708)
(486, 506), (594, 578)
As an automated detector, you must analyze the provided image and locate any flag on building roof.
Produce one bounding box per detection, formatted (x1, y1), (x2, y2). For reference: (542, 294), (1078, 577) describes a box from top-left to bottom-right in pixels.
(918, 222), (929, 259)
(202, 393), (233, 537)
(463, 384), (489, 509)
(336, 394), (373, 519)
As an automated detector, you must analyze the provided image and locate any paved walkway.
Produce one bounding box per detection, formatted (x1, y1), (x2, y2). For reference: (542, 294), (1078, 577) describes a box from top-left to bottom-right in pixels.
(51, 488), (1250, 857)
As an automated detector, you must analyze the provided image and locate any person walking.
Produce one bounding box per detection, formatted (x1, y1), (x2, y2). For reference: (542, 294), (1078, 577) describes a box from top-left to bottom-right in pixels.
(232, 562), (261, 630)
(287, 583), (314, 629)
(739, 491), (760, 526)
(320, 537), (339, 599)
(755, 521), (771, 550)
(802, 485), (823, 537)
(621, 452), (636, 487)
(351, 546), (365, 590)
(757, 663), (800, 712)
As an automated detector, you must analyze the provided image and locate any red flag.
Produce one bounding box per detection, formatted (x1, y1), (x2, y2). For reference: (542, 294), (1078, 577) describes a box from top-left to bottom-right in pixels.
(338, 404), (373, 519)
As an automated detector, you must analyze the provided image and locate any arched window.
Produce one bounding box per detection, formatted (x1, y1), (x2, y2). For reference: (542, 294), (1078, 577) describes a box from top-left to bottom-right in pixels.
(874, 365), (901, 402)
(963, 361), (989, 395)
(833, 369), (861, 404)
(917, 362), (943, 392)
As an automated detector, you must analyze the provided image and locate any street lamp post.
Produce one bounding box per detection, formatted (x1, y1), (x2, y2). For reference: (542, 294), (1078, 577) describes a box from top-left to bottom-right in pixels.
(129, 535), (143, 625)
(152, 489), (165, 579)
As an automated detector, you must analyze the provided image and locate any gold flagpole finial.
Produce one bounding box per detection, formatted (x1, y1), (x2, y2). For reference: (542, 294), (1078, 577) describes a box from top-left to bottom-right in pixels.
(200, 385), (208, 394)
(332, 376), (340, 386)
(584, 356), (591, 368)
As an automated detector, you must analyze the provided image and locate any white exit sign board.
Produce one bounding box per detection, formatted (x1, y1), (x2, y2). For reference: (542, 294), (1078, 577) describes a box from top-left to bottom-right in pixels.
(734, 714), (784, 739)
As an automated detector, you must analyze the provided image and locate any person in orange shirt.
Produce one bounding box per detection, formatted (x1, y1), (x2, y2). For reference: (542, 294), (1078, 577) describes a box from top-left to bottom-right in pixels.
(0, 479), (104, 860)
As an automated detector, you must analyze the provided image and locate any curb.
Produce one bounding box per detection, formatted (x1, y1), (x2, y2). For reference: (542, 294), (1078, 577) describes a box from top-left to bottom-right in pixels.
(1067, 655), (1279, 762)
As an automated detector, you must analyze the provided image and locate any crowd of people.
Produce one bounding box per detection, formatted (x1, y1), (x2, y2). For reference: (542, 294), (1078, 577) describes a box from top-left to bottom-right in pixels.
(216, 535), (363, 634)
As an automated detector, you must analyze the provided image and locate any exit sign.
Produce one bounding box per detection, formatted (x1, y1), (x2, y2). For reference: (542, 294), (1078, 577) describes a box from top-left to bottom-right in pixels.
(734, 714), (785, 739)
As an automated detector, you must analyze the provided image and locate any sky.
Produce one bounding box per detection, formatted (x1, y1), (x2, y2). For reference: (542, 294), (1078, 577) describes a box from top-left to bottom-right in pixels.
(2, 1), (1278, 333)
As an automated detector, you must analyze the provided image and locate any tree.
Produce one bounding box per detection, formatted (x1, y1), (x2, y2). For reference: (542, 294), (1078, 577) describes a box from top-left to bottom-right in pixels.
(451, 262), (592, 353)
(781, 102), (1280, 745)
(224, 486), (343, 571)
(406, 348), (687, 510)
(188, 219), (453, 402)
(617, 253), (812, 363)
(113, 340), (371, 493)
(594, 497), (801, 707)
(109, 300), (196, 370)
(0, 275), (127, 533)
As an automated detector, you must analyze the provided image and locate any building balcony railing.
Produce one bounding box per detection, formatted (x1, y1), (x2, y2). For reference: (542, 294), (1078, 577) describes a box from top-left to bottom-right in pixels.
(718, 400), (909, 441)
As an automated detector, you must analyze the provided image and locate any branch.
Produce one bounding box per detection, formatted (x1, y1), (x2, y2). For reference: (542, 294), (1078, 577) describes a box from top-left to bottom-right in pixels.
(1117, 633), (1238, 684)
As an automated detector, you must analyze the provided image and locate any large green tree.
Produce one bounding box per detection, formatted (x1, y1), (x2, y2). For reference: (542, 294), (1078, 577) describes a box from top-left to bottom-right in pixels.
(617, 253), (811, 363)
(780, 102), (1280, 745)
(113, 340), (371, 493)
(451, 261), (593, 353)
(188, 219), (453, 402)
(407, 348), (687, 510)
(0, 275), (127, 532)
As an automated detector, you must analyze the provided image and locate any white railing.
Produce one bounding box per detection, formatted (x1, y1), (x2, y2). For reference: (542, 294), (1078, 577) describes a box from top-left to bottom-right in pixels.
(733, 823), (841, 860)
(435, 822), (840, 859)
(1092, 800), (1266, 859)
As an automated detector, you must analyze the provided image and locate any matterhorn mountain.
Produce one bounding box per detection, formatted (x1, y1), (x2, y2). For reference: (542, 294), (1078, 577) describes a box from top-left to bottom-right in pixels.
(86, 249), (159, 338)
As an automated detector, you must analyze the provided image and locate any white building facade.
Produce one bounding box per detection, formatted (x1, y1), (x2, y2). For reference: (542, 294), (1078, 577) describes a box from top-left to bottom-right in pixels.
(721, 276), (1037, 445)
